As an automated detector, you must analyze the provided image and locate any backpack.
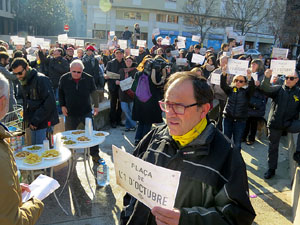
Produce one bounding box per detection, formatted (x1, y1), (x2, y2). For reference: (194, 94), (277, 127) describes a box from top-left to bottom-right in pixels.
(135, 73), (152, 102)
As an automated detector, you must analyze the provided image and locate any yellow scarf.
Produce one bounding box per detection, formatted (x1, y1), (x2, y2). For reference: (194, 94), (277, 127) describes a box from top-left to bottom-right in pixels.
(172, 118), (207, 147)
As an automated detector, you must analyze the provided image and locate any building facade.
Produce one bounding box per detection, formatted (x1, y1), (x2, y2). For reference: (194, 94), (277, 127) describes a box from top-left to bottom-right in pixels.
(0, 0), (14, 35)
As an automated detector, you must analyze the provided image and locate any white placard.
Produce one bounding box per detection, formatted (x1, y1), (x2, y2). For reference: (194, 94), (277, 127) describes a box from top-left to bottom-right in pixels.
(27, 36), (35, 42)
(227, 59), (249, 75)
(272, 48), (289, 59)
(270, 60), (296, 75)
(210, 72), (221, 85)
(22, 174), (60, 202)
(118, 40), (128, 49)
(113, 145), (181, 209)
(231, 46), (244, 56)
(100, 44), (109, 50)
(76, 39), (84, 46)
(110, 31), (115, 36)
(7, 50), (13, 57)
(106, 71), (121, 79)
(10, 36), (19, 42)
(41, 41), (50, 49)
(152, 28), (160, 36)
(199, 48), (206, 55)
(35, 38), (44, 46)
(120, 77), (134, 91)
(14, 37), (25, 45)
(251, 73), (258, 81)
(191, 53), (205, 65)
(67, 38), (76, 45)
(132, 0), (141, 5)
(192, 35), (201, 42)
(176, 58), (187, 66)
(130, 49), (139, 56)
(177, 36), (186, 41)
(58, 34), (68, 44)
(161, 38), (170, 46)
(177, 41), (185, 49)
(137, 40), (146, 47)
(171, 50), (179, 57)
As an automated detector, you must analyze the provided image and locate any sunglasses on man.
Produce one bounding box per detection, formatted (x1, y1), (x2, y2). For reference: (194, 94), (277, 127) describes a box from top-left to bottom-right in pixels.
(285, 76), (298, 81)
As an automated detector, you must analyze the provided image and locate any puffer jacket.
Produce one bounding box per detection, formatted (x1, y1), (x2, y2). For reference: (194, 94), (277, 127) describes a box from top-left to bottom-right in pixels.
(0, 123), (44, 225)
(261, 76), (300, 129)
(121, 123), (256, 225)
(221, 75), (255, 120)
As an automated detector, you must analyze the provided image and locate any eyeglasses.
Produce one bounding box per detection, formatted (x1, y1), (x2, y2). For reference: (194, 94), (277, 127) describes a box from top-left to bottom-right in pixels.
(159, 100), (199, 115)
(14, 68), (25, 76)
(286, 76), (298, 81)
(234, 79), (245, 83)
(71, 71), (82, 74)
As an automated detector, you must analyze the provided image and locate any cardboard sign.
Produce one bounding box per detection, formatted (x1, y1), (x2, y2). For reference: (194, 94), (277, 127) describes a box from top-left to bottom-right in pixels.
(58, 34), (68, 44)
(120, 77), (134, 91)
(113, 145), (181, 209)
(76, 39), (84, 46)
(227, 59), (249, 75)
(137, 40), (146, 47)
(177, 36), (186, 41)
(176, 58), (187, 66)
(272, 48), (289, 59)
(106, 71), (121, 79)
(177, 41), (185, 49)
(152, 28), (160, 36)
(118, 40), (127, 49)
(171, 50), (179, 57)
(161, 38), (170, 46)
(270, 60), (296, 75)
(192, 35), (201, 42)
(110, 31), (115, 36)
(210, 71), (221, 85)
(231, 46), (244, 56)
(130, 49), (139, 56)
(191, 53), (205, 65)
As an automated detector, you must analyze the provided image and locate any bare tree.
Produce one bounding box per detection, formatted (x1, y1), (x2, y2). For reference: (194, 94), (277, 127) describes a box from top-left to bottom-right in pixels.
(224, 0), (272, 35)
(183, 0), (217, 43)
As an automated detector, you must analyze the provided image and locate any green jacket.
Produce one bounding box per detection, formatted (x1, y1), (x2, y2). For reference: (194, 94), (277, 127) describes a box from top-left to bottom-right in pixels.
(0, 124), (44, 225)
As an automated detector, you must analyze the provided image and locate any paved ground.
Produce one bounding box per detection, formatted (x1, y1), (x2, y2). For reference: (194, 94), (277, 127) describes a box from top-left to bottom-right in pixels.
(32, 124), (293, 225)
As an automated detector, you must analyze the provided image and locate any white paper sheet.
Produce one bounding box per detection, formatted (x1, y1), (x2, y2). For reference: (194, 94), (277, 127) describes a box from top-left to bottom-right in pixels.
(192, 35), (201, 42)
(120, 77), (134, 91)
(130, 49), (139, 56)
(137, 40), (146, 47)
(270, 60), (296, 75)
(118, 40), (127, 49)
(177, 41), (186, 49)
(76, 40), (84, 46)
(191, 53), (205, 65)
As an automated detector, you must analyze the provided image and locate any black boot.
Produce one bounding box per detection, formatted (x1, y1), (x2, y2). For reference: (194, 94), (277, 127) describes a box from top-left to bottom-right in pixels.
(264, 169), (275, 179)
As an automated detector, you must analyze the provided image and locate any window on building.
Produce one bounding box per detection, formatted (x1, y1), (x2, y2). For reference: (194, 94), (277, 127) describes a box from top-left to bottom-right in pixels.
(6, 0), (9, 12)
(124, 11), (141, 20)
(0, 0), (3, 10)
(156, 14), (178, 23)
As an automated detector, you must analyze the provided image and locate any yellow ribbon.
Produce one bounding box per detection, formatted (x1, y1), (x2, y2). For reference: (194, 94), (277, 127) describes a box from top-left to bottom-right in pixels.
(294, 95), (299, 102)
(172, 118), (207, 147)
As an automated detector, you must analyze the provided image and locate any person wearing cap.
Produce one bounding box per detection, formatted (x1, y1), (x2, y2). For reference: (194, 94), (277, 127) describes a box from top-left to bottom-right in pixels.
(105, 48), (126, 128)
(65, 47), (75, 64)
(82, 45), (101, 91)
(186, 44), (201, 68)
(150, 35), (171, 56)
(261, 69), (300, 179)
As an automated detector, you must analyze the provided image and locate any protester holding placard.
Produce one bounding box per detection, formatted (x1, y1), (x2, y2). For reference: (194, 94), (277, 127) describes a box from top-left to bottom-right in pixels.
(260, 69), (300, 179)
(173, 49), (190, 72)
(201, 55), (217, 79)
(121, 72), (255, 225)
(186, 44), (201, 68)
(243, 59), (266, 145)
(150, 35), (171, 55)
(221, 68), (255, 152)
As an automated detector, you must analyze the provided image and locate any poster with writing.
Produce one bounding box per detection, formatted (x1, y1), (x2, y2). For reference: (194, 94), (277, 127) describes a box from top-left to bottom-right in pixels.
(192, 35), (201, 42)
(113, 145), (181, 209)
(118, 40), (128, 49)
(270, 60), (296, 75)
(191, 53), (205, 65)
(177, 41), (185, 49)
(27, 36), (35, 42)
(120, 77), (134, 91)
(100, 44), (108, 50)
(177, 36), (186, 41)
(227, 59), (249, 75)
(58, 34), (68, 44)
(210, 72), (221, 85)
(161, 38), (170, 46)
(137, 40), (147, 47)
(171, 50), (179, 57)
(272, 48), (289, 59)
(67, 38), (76, 45)
(176, 58), (187, 66)
(76, 40), (84, 46)
(14, 37), (25, 45)
(106, 71), (120, 79)
(110, 31), (115, 36)
(130, 49), (139, 56)
(231, 46), (244, 56)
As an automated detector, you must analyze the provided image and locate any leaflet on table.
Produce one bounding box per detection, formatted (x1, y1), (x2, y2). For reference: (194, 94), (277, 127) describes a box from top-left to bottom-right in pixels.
(270, 60), (296, 75)
(22, 174), (60, 202)
(227, 59), (249, 75)
(113, 145), (181, 210)
(120, 77), (134, 91)
(106, 71), (121, 79)
(191, 53), (205, 65)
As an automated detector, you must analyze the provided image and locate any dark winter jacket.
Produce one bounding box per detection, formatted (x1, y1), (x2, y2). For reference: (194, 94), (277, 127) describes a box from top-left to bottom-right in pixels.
(106, 58), (126, 92)
(221, 75), (255, 120)
(121, 123), (256, 225)
(261, 76), (300, 129)
(20, 68), (59, 129)
(82, 55), (101, 89)
(48, 56), (69, 89)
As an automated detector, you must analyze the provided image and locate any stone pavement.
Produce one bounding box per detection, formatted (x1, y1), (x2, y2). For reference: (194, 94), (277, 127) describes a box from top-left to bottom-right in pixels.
(34, 125), (293, 225)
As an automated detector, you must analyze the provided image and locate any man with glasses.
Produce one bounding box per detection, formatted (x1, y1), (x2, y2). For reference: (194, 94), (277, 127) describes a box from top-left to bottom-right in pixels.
(121, 72), (255, 225)
(261, 69), (300, 179)
(58, 60), (101, 163)
(11, 58), (58, 145)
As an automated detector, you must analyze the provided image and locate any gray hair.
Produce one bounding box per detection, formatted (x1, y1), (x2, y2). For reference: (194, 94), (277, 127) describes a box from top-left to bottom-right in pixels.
(0, 73), (9, 98)
(70, 59), (85, 70)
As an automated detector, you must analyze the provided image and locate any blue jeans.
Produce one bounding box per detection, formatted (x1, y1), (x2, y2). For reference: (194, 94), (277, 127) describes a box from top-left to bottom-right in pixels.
(54, 88), (62, 115)
(31, 128), (47, 145)
(135, 122), (152, 142)
(223, 118), (246, 152)
(121, 102), (136, 129)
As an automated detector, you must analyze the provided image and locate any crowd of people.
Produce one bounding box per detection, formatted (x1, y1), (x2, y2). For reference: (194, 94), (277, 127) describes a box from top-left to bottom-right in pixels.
(1, 23), (300, 224)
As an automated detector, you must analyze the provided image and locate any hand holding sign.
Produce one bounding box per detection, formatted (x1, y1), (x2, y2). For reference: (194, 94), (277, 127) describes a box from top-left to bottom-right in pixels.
(152, 207), (180, 225)
(265, 69), (272, 78)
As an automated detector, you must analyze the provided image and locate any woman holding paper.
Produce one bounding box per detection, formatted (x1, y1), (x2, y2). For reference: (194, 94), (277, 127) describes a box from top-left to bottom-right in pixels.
(221, 68), (255, 152)
(201, 56), (217, 79)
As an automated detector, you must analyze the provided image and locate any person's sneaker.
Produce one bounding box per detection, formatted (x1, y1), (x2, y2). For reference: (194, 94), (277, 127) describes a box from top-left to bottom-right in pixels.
(130, 127), (136, 131)
(124, 128), (130, 132)
(264, 169), (275, 179)
(92, 155), (102, 163)
(246, 141), (254, 145)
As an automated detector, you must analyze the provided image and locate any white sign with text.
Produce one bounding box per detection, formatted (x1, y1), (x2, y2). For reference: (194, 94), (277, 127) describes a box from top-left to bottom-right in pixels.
(120, 77), (134, 91)
(231, 46), (244, 56)
(272, 48), (289, 59)
(130, 49), (139, 56)
(177, 41), (186, 49)
(76, 40), (84, 46)
(191, 53), (205, 65)
(118, 40), (128, 49)
(137, 40), (147, 47)
(270, 60), (296, 75)
(192, 35), (201, 42)
(227, 59), (249, 75)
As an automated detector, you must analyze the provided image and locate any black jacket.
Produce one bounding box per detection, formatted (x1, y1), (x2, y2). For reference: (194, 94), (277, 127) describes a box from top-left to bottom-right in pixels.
(221, 75), (255, 120)
(106, 58), (126, 92)
(122, 123), (255, 225)
(82, 55), (101, 89)
(261, 77), (300, 129)
(58, 72), (97, 117)
(48, 56), (69, 89)
(21, 69), (59, 129)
